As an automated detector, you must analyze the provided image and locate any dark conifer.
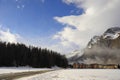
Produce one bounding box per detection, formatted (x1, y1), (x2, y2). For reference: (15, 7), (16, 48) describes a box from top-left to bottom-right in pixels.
(0, 41), (68, 68)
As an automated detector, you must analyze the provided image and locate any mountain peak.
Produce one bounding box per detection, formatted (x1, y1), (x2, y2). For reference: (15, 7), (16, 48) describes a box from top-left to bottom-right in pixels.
(105, 27), (120, 34)
(103, 27), (120, 39)
(67, 27), (120, 64)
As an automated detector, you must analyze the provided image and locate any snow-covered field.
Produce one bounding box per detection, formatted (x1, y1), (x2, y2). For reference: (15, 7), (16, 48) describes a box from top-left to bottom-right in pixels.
(0, 67), (51, 74)
(18, 69), (120, 80)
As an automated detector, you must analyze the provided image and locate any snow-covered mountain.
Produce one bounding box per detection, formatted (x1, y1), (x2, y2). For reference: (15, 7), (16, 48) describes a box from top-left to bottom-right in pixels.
(67, 27), (120, 64)
(66, 50), (83, 58)
(87, 27), (120, 49)
(66, 50), (84, 64)
(87, 36), (100, 49)
(103, 27), (120, 39)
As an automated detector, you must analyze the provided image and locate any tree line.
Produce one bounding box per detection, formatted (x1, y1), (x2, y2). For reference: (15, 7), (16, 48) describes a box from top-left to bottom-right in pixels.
(0, 41), (68, 68)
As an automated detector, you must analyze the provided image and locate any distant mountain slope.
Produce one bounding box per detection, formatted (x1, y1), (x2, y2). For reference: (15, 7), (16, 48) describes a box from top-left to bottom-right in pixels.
(67, 27), (120, 64)
(66, 50), (84, 64)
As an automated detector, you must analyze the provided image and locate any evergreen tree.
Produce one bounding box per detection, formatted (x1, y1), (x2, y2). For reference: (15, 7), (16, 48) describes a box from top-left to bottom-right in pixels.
(0, 41), (68, 68)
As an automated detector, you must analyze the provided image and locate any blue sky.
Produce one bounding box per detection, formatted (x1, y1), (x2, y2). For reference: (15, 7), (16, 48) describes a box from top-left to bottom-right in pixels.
(0, 0), (84, 53)
(0, 0), (82, 37)
(0, 0), (118, 54)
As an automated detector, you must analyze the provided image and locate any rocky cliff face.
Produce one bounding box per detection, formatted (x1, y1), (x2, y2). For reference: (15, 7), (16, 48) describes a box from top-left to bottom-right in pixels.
(87, 27), (120, 49)
(67, 27), (120, 64)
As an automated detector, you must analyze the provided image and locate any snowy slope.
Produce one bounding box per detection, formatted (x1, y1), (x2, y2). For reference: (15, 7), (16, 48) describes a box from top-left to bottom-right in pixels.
(87, 36), (100, 48)
(66, 50), (84, 58)
(66, 50), (84, 63)
(0, 67), (51, 74)
(17, 69), (120, 80)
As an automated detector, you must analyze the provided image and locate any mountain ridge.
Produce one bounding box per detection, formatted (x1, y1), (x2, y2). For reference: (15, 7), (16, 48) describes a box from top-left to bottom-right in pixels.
(67, 27), (120, 64)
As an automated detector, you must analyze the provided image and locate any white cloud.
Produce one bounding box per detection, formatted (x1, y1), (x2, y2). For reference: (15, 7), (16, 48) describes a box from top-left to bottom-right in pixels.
(43, 41), (79, 54)
(54, 0), (120, 50)
(17, 5), (20, 9)
(41, 0), (45, 3)
(22, 5), (25, 8)
(0, 27), (20, 43)
(17, 5), (25, 9)
(15, 0), (25, 9)
(53, 26), (88, 47)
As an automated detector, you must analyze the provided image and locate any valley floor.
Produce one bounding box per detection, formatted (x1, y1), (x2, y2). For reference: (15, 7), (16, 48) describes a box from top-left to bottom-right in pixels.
(0, 67), (52, 74)
(0, 67), (120, 80)
(17, 69), (120, 80)
(0, 67), (53, 80)
(0, 70), (52, 80)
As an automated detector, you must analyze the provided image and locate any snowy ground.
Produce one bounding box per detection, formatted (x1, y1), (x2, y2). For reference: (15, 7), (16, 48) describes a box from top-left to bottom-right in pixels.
(17, 69), (120, 80)
(0, 67), (51, 74)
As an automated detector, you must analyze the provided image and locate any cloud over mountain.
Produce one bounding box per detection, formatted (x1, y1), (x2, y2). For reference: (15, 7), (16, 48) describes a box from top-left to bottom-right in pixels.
(54, 0), (120, 50)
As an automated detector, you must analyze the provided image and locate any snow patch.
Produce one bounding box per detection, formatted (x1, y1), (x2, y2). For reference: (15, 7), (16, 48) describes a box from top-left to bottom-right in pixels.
(103, 27), (120, 39)
(103, 32), (120, 39)
(88, 36), (100, 48)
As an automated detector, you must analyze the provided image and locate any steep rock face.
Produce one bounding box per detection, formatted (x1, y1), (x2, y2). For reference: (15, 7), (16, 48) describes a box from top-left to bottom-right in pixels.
(83, 27), (120, 64)
(67, 27), (120, 64)
(87, 27), (120, 49)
